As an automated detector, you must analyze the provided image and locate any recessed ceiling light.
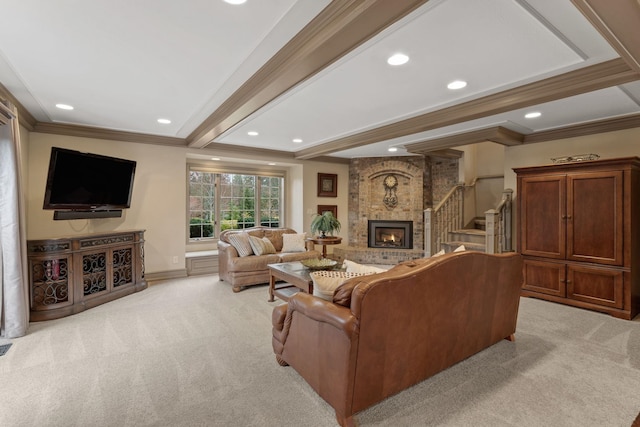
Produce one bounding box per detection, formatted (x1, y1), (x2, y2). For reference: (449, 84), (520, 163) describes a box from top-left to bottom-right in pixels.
(525, 111), (542, 119)
(247, 131), (259, 136)
(55, 103), (74, 110)
(387, 53), (409, 66)
(157, 118), (171, 124)
(223, 0), (246, 4)
(388, 147), (398, 152)
(447, 80), (467, 90)
(292, 138), (303, 143)
(267, 162), (276, 166)
(211, 157), (220, 161)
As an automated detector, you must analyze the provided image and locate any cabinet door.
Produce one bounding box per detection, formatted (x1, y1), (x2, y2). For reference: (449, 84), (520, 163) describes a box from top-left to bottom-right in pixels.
(79, 249), (109, 299)
(567, 264), (623, 309)
(567, 171), (623, 266)
(522, 259), (566, 297)
(30, 256), (73, 310)
(112, 245), (134, 289)
(519, 175), (566, 259)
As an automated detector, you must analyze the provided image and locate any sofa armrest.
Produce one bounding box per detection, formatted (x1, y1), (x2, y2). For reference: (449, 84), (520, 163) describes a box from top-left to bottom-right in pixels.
(217, 240), (238, 282)
(272, 293), (357, 353)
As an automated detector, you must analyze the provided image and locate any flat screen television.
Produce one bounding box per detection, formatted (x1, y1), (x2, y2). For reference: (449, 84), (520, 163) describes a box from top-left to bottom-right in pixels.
(43, 147), (136, 212)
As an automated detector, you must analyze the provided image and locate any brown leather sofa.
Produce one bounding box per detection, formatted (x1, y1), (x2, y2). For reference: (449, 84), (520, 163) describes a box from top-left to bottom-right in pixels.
(218, 226), (321, 292)
(272, 251), (523, 426)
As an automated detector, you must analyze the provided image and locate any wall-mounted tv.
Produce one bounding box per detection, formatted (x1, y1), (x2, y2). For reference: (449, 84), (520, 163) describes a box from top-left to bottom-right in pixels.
(43, 147), (136, 214)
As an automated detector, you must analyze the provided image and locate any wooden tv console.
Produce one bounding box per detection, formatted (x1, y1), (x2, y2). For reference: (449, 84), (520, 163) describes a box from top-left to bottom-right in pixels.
(27, 230), (146, 321)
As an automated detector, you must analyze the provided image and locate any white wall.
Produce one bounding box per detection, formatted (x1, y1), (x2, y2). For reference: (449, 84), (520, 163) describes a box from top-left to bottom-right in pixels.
(25, 132), (349, 274)
(302, 160), (350, 254)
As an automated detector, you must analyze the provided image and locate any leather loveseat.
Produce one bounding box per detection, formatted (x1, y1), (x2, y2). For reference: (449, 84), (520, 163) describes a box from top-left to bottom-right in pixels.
(218, 226), (321, 292)
(272, 251), (523, 426)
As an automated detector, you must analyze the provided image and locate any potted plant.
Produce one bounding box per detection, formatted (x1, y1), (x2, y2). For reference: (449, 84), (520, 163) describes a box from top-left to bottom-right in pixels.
(310, 211), (341, 238)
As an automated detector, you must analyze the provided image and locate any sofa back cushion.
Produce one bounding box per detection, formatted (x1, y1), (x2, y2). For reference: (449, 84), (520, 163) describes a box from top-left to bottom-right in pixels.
(220, 227), (299, 252)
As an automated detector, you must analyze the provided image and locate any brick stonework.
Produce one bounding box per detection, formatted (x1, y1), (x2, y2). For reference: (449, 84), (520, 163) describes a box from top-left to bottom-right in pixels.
(336, 156), (458, 265)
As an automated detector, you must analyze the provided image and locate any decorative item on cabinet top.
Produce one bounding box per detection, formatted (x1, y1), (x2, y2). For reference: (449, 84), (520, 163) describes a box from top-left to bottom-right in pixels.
(551, 153), (600, 164)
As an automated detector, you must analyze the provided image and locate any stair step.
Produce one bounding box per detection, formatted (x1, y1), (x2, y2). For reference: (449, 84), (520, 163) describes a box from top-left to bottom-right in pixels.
(474, 218), (486, 230)
(441, 241), (485, 253)
(448, 229), (486, 245)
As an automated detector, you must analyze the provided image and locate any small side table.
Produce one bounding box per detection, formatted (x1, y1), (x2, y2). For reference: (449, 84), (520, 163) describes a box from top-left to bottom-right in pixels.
(307, 236), (342, 258)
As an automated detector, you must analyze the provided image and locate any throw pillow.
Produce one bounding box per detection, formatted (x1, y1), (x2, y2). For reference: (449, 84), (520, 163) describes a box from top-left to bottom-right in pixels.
(343, 259), (387, 274)
(248, 235), (276, 256)
(311, 271), (364, 301)
(454, 244), (466, 252)
(227, 233), (254, 257)
(432, 249), (446, 257)
(281, 233), (307, 253)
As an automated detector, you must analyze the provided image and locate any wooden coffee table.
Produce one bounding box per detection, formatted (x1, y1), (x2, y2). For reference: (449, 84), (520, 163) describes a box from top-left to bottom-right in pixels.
(268, 262), (313, 302)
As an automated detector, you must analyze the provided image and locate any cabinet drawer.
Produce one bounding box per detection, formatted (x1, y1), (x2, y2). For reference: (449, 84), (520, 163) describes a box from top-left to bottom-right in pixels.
(567, 265), (623, 309)
(523, 259), (566, 297)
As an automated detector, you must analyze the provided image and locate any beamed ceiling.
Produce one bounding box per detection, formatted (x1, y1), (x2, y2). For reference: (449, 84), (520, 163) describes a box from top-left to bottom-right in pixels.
(1, 0), (640, 163)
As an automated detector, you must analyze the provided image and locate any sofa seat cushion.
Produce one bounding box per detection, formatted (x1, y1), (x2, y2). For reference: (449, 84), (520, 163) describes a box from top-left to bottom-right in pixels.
(229, 253), (280, 271)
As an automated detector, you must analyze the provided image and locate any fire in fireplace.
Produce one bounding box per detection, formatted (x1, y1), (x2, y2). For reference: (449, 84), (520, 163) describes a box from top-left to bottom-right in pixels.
(368, 220), (413, 249)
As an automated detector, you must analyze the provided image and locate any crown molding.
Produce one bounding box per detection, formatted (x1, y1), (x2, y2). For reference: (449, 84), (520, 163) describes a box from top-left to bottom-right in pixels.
(186, 0), (430, 148)
(295, 58), (639, 159)
(0, 82), (37, 130)
(33, 122), (187, 146)
(523, 113), (640, 144)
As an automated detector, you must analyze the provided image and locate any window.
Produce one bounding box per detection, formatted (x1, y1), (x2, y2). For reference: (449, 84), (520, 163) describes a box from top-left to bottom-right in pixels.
(188, 168), (283, 241)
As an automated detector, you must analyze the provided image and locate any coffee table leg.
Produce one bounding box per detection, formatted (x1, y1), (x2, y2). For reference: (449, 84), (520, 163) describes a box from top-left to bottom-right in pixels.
(268, 274), (276, 302)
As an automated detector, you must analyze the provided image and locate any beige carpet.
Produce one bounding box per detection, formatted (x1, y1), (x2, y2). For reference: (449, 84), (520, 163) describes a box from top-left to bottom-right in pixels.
(1, 274), (639, 426)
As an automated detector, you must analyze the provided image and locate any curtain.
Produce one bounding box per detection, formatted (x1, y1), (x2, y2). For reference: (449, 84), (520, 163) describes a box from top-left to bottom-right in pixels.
(0, 102), (29, 338)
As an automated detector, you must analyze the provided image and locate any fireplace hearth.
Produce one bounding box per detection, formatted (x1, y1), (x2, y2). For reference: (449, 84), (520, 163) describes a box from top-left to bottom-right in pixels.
(368, 220), (413, 249)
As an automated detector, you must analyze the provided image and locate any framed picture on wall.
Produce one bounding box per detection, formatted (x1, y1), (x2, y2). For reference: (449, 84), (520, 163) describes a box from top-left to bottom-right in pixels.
(317, 173), (337, 197)
(317, 205), (337, 218)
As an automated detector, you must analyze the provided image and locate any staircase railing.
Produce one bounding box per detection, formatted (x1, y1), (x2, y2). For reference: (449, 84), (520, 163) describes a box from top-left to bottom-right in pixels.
(424, 183), (465, 257)
(484, 189), (513, 254)
(425, 184), (513, 257)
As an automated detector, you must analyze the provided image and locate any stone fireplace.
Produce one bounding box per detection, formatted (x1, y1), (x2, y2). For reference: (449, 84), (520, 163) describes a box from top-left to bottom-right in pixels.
(333, 156), (459, 265)
(368, 220), (413, 249)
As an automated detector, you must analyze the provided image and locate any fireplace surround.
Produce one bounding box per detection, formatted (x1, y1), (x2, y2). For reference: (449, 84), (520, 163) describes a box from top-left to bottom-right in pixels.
(368, 220), (413, 249)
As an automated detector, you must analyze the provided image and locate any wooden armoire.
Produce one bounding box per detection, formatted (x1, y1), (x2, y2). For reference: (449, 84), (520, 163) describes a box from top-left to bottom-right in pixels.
(514, 157), (640, 320)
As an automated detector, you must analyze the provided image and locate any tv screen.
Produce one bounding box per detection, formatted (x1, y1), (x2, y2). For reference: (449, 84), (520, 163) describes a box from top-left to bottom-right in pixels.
(43, 147), (136, 211)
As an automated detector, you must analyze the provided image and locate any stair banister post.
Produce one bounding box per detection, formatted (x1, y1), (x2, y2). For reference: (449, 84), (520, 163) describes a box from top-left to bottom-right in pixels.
(485, 209), (499, 254)
(502, 189), (513, 252)
(425, 208), (434, 257)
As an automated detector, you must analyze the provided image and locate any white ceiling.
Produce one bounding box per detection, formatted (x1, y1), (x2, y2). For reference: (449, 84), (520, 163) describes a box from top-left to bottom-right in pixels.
(1, 0), (639, 159)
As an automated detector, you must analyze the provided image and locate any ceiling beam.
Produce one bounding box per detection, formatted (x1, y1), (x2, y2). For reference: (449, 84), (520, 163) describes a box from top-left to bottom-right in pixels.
(405, 126), (524, 154)
(186, 0), (430, 148)
(571, 0), (640, 74)
(295, 58), (639, 159)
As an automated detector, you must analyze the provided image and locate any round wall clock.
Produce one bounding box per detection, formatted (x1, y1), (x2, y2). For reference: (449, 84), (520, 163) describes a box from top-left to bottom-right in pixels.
(384, 174), (398, 189)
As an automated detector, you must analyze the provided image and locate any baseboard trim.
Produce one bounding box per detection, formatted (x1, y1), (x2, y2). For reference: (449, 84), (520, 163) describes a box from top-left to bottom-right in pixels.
(146, 269), (188, 284)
